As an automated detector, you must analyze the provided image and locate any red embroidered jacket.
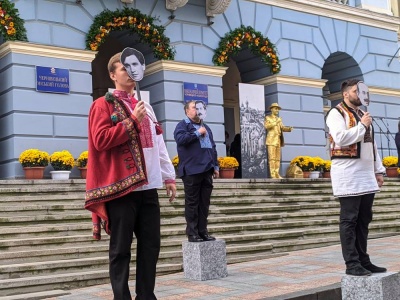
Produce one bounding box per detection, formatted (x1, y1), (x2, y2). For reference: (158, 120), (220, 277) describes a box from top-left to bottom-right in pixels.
(84, 95), (148, 240)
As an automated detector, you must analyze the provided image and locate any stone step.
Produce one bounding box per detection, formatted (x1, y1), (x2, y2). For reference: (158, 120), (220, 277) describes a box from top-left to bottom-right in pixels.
(0, 179), (399, 297)
(0, 193), (84, 202)
(0, 263), (182, 296)
(0, 290), (70, 300)
(0, 213), (90, 225)
(0, 241), (279, 279)
(0, 230), (396, 295)
(0, 198), (397, 224)
(0, 205), (397, 243)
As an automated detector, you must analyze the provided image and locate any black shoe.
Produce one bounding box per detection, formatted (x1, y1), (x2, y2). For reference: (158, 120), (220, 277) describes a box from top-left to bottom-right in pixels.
(199, 232), (216, 241)
(362, 263), (387, 273)
(346, 265), (372, 276)
(188, 235), (204, 242)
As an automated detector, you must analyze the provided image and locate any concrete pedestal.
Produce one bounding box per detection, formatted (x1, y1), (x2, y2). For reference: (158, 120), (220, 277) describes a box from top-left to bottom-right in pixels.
(182, 239), (228, 281)
(341, 272), (400, 300)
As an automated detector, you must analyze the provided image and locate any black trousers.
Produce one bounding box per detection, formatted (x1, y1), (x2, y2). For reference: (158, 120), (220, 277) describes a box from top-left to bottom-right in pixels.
(339, 193), (374, 268)
(106, 189), (160, 300)
(182, 170), (213, 236)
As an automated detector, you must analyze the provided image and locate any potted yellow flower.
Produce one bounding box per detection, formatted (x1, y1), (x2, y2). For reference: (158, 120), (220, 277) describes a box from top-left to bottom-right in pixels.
(49, 150), (75, 180)
(382, 156), (398, 178)
(321, 160), (332, 178)
(171, 155), (179, 168)
(290, 156), (315, 178)
(19, 149), (49, 179)
(76, 150), (88, 179)
(171, 155), (179, 177)
(217, 156), (239, 179)
(309, 156), (324, 178)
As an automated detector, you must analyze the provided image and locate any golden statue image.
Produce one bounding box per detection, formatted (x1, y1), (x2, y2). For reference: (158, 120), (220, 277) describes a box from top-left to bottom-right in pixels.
(264, 103), (293, 178)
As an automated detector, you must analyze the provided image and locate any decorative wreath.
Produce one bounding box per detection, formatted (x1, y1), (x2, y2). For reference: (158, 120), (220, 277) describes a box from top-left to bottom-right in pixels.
(0, 0), (27, 41)
(212, 25), (280, 74)
(86, 8), (175, 60)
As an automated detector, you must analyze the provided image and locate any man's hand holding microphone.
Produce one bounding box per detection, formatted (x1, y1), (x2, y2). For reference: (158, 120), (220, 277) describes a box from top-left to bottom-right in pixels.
(361, 111), (372, 128)
(198, 126), (207, 136)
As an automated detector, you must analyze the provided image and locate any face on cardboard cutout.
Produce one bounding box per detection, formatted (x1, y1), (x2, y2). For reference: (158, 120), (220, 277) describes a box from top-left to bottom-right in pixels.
(357, 81), (370, 107)
(121, 48), (145, 82)
(195, 101), (207, 120)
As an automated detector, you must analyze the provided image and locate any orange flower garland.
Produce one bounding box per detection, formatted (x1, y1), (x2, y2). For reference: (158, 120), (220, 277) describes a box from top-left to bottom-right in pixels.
(86, 8), (175, 60)
(0, 0), (27, 41)
(213, 25), (280, 74)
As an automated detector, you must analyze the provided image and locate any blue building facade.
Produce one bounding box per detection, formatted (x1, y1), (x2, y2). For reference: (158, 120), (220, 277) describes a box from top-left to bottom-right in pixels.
(0, 0), (399, 178)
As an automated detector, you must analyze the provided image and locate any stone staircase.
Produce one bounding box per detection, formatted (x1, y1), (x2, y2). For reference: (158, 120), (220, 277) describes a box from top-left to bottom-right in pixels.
(0, 178), (399, 297)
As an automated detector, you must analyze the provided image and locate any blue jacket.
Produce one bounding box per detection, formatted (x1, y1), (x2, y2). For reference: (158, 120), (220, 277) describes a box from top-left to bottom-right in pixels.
(174, 117), (219, 177)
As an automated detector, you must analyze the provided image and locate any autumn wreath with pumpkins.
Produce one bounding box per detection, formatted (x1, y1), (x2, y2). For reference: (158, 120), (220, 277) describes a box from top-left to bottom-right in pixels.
(0, 0), (27, 41)
(86, 7), (175, 60)
(212, 25), (280, 74)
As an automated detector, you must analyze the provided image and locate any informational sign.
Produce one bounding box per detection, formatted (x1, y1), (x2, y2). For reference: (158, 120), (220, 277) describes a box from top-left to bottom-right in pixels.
(239, 83), (267, 179)
(36, 66), (70, 94)
(183, 82), (208, 104)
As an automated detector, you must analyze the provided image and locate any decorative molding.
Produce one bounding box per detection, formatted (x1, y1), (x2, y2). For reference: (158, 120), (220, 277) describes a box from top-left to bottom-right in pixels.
(326, 86), (400, 102)
(250, 75), (327, 88)
(146, 60), (227, 77)
(0, 41), (96, 62)
(247, 0), (400, 32)
(370, 86), (400, 97)
(326, 92), (342, 101)
(166, 0), (188, 11)
(206, 0), (232, 17)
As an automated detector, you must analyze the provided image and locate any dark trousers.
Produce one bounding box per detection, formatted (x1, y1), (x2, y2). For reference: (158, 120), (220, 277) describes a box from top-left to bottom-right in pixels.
(182, 170), (213, 236)
(106, 189), (160, 300)
(339, 193), (374, 268)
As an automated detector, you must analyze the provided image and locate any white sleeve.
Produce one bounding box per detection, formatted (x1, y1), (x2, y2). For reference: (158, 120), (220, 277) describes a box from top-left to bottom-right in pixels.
(146, 102), (176, 182)
(326, 109), (366, 147)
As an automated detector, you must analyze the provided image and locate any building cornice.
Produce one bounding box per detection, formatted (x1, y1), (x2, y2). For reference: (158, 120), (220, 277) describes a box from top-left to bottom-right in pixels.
(0, 41), (96, 62)
(369, 86), (400, 97)
(326, 92), (342, 101)
(326, 86), (400, 102)
(146, 60), (228, 77)
(247, 0), (400, 32)
(251, 75), (327, 88)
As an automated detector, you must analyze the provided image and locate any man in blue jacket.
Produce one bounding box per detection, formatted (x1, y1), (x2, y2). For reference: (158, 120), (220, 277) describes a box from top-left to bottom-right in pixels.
(174, 100), (219, 242)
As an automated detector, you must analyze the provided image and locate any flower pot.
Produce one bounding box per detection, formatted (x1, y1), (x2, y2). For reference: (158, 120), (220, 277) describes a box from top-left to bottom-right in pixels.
(50, 170), (71, 180)
(309, 171), (320, 179)
(322, 171), (331, 179)
(386, 167), (398, 178)
(219, 168), (235, 179)
(79, 167), (87, 179)
(302, 171), (310, 178)
(23, 167), (45, 179)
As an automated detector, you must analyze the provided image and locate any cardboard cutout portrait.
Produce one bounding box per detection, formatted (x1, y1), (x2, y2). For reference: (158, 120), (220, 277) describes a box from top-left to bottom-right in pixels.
(195, 100), (207, 120)
(357, 81), (370, 107)
(120, 47), (146, 82)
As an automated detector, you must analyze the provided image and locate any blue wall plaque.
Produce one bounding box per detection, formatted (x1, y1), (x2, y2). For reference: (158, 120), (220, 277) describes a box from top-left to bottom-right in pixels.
(183, 82), (208, 104)
(36, 66), (70, 94)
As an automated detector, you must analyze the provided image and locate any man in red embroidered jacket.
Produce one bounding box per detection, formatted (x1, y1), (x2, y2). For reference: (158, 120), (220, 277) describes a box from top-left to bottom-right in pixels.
(326, 79), (386, 277)
(85, 52), (176, 300)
